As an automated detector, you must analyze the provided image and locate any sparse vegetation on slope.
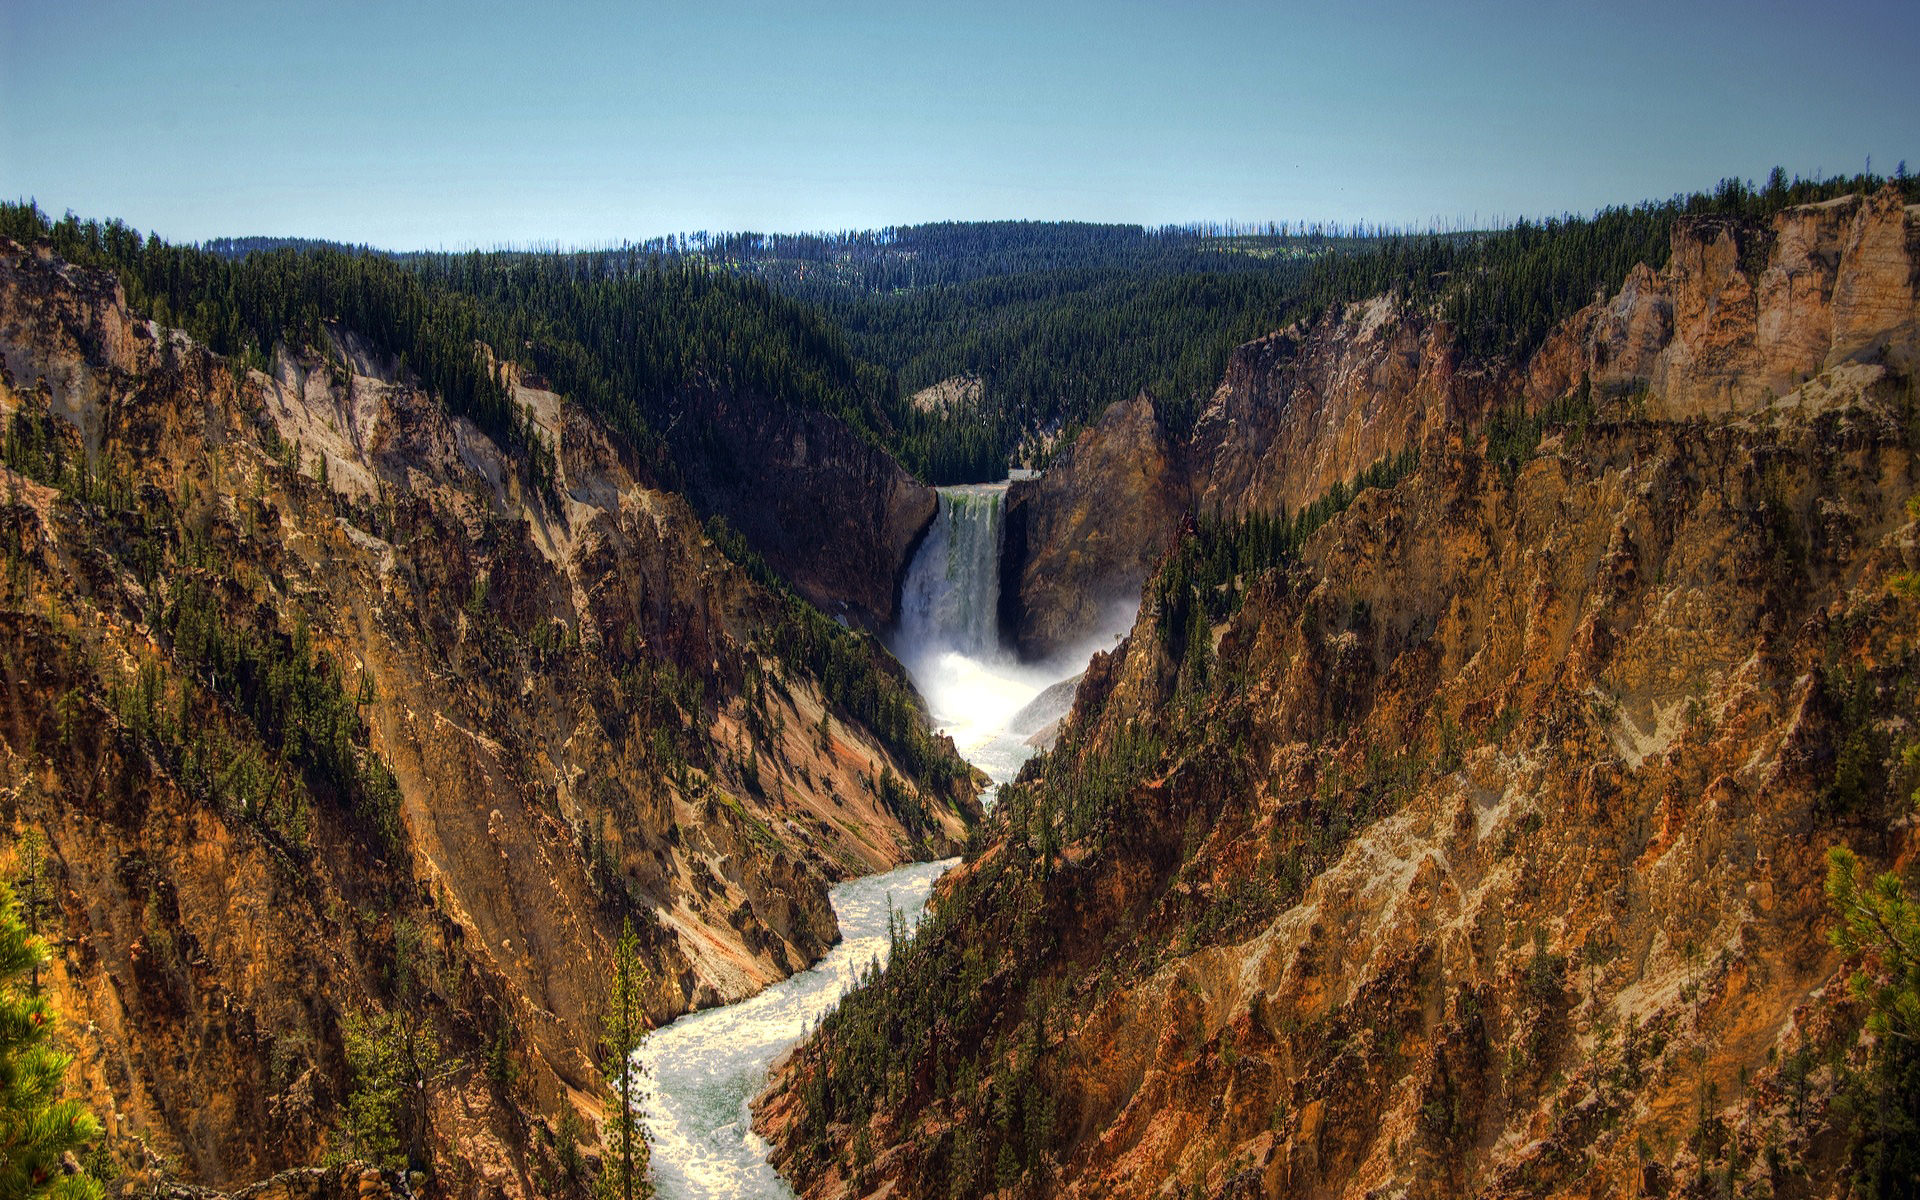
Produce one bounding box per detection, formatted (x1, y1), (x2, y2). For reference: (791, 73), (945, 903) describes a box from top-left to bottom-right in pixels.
(0, 237), (977, 1194)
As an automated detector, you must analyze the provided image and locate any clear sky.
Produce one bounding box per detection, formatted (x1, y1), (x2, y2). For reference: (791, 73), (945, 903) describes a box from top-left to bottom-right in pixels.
(3, 0), (1915, 249)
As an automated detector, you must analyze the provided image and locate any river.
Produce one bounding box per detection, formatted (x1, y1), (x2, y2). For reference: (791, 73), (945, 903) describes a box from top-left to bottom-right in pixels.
(637, 858), (953, 1200)
(637, 481), (1128, 1198)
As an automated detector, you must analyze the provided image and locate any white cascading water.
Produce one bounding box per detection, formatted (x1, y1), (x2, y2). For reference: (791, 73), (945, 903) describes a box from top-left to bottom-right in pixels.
(638, 859), (951, 1200)
(894, 482), (1127, 789)
(638, 479), (1131, 1199)
(898, 484), (1005, 659)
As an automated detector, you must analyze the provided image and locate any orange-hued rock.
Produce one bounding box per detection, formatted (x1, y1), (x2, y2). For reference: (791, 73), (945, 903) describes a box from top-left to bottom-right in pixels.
(767, 405), (1920, 1200)
(1632, 189), (1918, 417)
(1191, 296), (1475, 520)
(758, 191), (1920, 1200)
(0, 240), (976, 1192)
(1003, 394), (1187, 659)
(1008, 189), (1920, 669)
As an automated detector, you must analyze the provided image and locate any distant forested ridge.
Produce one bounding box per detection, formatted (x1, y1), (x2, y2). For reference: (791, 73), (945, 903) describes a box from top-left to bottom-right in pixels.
(656, 172), (1915, 479)
(6, 169), (1911, 492)
(201, 235), (386, 259)
(648, 219), (1401, 292)
(676, 221), (1406, 476)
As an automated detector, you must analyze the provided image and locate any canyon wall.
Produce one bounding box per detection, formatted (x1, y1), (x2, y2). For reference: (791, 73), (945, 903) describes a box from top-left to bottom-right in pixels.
(1526, 187), (1920, 419)
(1188, 297), (1475, 520)
(761, 189), (1920, 1199)
(674, 388), (937, 630)
(1001, 394), (1187, 659)
(1004, 188), (1920, 664)
(0, 240), (977, 1194)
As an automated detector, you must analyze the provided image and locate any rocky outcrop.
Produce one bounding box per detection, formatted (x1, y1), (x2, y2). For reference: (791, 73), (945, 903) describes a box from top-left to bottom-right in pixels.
(1002, 297), (1489, 659)
(1006, 189), (1920, 662)
(0, 240), (977, 1193)
(1656, 191), (1917, 414)
(1528, 188), (1920, 418)
(907, 375), (983, 415)
(1001, 394), (1186, 659)
(1004, 290), (1500, 653)
(1190, 296), (1485, 520)
(673, 388), (937, 629)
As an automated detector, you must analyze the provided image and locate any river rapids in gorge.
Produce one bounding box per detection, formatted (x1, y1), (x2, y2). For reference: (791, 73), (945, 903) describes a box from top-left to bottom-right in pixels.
(638, 481), (1132, 1199)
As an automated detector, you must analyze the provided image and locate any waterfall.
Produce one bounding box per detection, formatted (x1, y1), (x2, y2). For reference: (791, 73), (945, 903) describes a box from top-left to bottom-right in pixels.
(893, 480), (1075, 787)
(897, 484), (1008, 661)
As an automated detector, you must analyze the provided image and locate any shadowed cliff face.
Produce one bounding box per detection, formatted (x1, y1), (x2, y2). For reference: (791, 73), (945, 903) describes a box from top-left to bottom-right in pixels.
(673, 387), (938, 630)
(1002, 394), (1187, 659)
(758, 192), (1920, 1199)
(0, 241), (977, 1194)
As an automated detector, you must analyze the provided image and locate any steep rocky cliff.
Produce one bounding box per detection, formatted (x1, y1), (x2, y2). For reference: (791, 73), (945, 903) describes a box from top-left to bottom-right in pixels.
(673, 387), (937, 630)
(758, 190), (1920, 1198)
(1000, 265), (1483, 661)
(1188, 297), (1475, 521)
(0, 239), (977, 1194)
(1004, 188), (1920, 661)
(1001, 394), (1187, 659)
(1537, 187), (1920, 421)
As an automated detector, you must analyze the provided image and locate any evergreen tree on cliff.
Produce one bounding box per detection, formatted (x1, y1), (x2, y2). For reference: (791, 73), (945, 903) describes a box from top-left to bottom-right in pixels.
(1827, 847), (1920, 1196)
(600, 920), (653, 1200)
(0, 879), (103, 1200)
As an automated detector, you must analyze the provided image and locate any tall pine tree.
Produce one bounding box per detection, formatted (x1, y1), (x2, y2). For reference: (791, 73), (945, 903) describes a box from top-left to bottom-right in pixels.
(599, 920), (652, 1200)
(0, 879), (103, 1200)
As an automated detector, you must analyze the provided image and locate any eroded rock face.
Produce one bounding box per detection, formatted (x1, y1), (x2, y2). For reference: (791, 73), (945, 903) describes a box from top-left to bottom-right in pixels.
(757, 191), (1920, 1200)
(0, 241), (976, 1192)
(1581, 188), (1919, 418)
(764, 393), (1920, 1200)
(1002, 394), (1186, 659)
(1004, 300), (1490, 654)
(1005, 189), (1920, 667)
(673, 389), (937, 629)
(1190, 296), (1484, 521)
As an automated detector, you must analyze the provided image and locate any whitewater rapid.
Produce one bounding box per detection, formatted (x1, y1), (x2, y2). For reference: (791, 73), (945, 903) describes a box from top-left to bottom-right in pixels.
(637, 480), (1130, 1198)
(637, 859), (951, 1200)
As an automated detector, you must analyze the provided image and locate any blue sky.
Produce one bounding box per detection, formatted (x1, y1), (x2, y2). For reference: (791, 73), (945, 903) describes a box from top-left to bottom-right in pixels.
(3, 0), (1915, 248)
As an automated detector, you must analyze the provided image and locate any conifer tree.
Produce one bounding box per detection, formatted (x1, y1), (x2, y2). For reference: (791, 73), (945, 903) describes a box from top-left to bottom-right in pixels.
(1826, 847), (1920, 1193)
(0, 880), (103, 1200)
(14, 831), (47, 996)
(599, 920), (652, 1200)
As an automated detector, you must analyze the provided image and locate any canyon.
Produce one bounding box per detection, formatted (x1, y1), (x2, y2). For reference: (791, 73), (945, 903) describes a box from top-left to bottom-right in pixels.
(756, 188), (1920, 1198)
(0, 239), (977, 1194)
(2, 183), (1916, 1200)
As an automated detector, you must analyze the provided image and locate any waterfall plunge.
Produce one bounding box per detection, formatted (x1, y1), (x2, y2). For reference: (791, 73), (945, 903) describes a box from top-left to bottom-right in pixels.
(893, 482), (1123, 787)
(898, 485), (1007, 660)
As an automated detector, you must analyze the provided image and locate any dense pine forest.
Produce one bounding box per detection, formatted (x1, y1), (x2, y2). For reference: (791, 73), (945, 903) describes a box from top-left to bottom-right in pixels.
(658, 169), (1916, 477)
(6, 168), (1912, 490)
